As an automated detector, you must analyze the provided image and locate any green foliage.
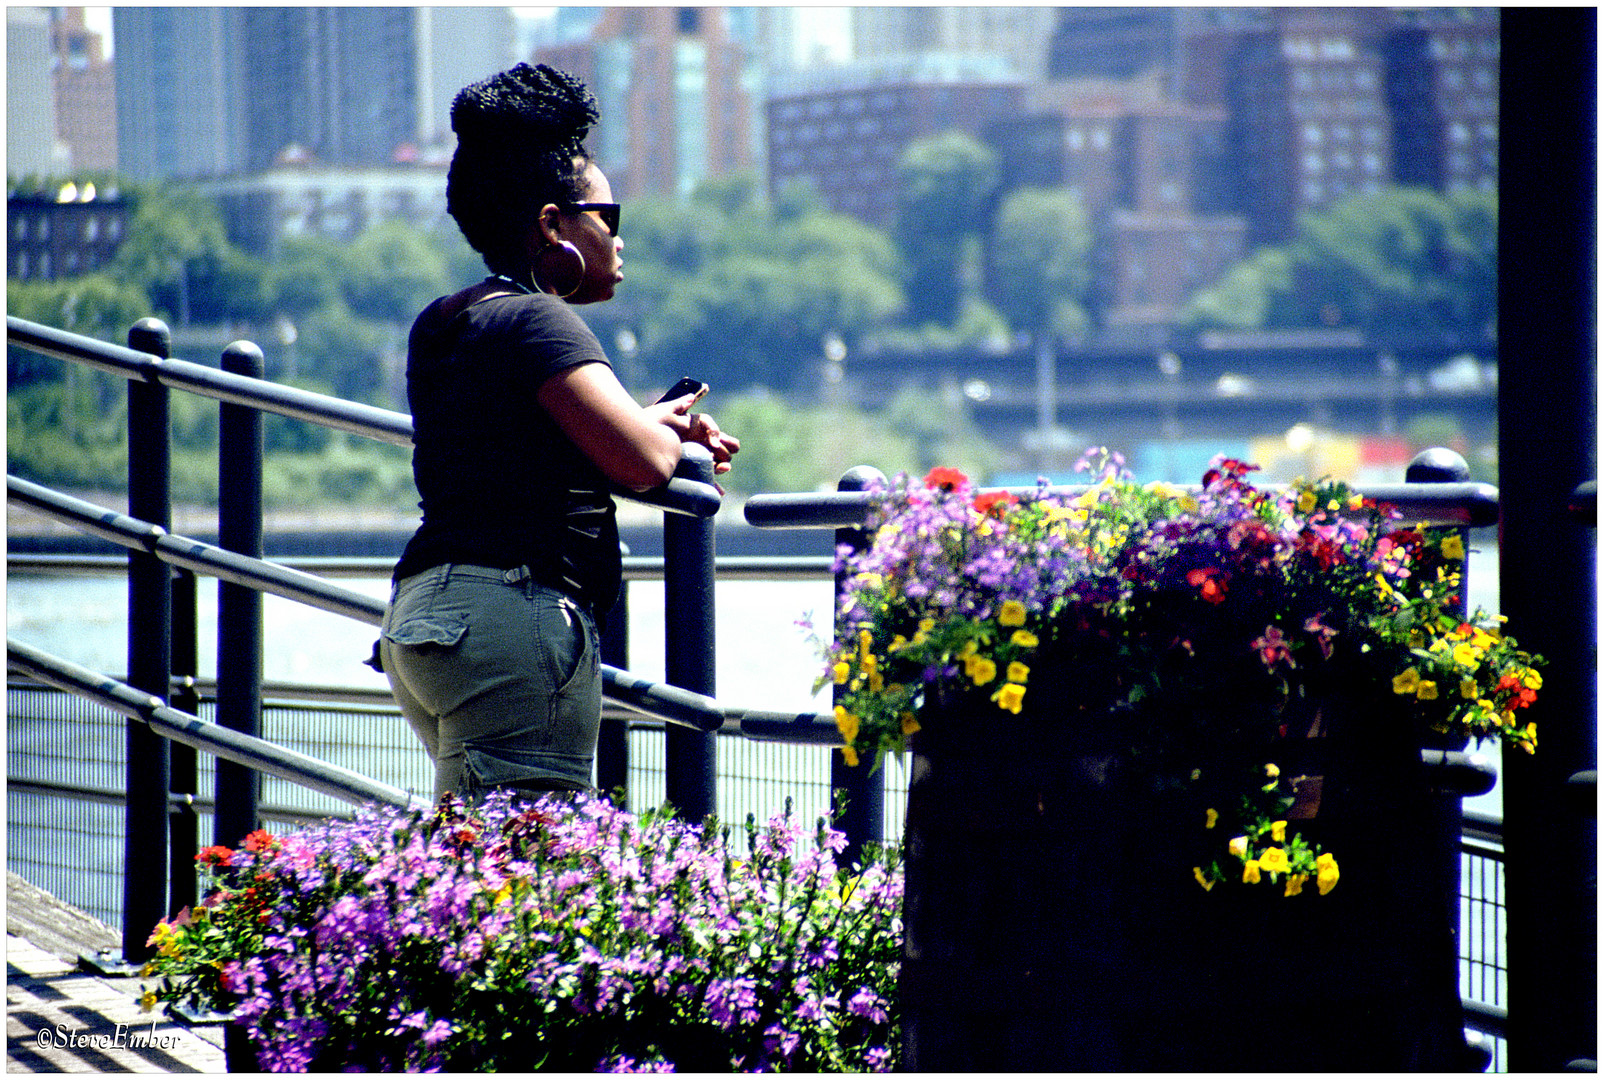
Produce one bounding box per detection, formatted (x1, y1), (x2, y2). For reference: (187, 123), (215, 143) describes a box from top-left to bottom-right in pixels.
(617, 175), (905, 392)
(1179, 186), (1497, 338)
(988, 187), (1093, 336)
(892, 134), (1001, 327)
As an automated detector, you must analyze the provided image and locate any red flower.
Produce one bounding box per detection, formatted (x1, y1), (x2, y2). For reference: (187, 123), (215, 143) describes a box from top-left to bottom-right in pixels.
(196, 845), (233, 867)
(973, 490), (1018, 518)
(1186, 567), (1229, 604)
(242, 829), (277, 853)
(924, 466), (969, 491)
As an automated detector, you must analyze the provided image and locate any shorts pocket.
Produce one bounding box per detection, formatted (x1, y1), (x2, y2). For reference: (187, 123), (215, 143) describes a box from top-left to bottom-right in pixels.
(382, 615), (468, 650)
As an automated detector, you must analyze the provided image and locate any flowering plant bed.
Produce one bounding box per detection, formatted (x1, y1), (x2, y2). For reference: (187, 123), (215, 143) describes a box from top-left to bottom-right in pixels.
(824, 450), (1542, 894)
(142, 794), (903, 1072)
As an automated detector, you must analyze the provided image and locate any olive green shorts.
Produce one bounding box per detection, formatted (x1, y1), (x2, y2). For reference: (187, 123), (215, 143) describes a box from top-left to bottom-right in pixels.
(378, 563), (601, 802)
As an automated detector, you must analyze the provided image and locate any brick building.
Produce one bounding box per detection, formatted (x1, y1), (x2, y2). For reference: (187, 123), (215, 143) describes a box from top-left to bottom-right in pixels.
(7, 182), (128, 282)
(766, 54), (1025, 226)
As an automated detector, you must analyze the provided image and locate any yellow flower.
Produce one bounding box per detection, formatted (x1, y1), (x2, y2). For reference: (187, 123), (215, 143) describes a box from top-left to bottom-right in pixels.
(1416, 679), (1439, 700)
(900, 712), (922, 736)
(1006, 660), (1030, 684)
(969, 657), (997, 686)
(1270, 820), (1286, 843)
(887, 634), (908, 653)
(1441, 534), (1465, 560)
(857, 628), (872, 656)
(1316, 852), (1340, 895)
(1258, 847), (1291, 875)
(918, 617), (935, 634)
(1392, 667), (1421, 695)
(992, 682), (1027, 714)
(1284, 874), (1308, 897)
(1177, 493), (1201, 514)
(1522, 668), (1543, 690)
(139, 989), (159, 1012)
(1242, 860), (1262, 885)
(1296, 488), (1318, 514)
(1193, 867), (1215, 892)
(1228, 836), (1249, 859)
(833, 705), (860, 744)
(841, 745), (859, 767)
(1205, 808), (1218, 829)
(832, 661), (851, 685)
(1264, 762), (1280, 779)
(1010, 629), (1039, 648)
(998, 600), (1028, 627)
(1453, 643), (1482, 666)
(1460, 678), (1479, 700)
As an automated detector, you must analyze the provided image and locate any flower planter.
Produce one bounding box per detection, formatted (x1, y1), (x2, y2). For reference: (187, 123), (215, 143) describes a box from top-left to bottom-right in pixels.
(896, 684), (1470, 1072)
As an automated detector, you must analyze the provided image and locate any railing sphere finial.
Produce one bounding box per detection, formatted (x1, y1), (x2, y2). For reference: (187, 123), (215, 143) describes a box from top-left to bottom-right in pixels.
(1406, 446), (1471, 484)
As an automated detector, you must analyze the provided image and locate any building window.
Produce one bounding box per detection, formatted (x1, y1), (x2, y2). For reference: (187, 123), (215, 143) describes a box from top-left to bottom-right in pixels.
(12, 217), (25, 241)
(84, 216), (99, 241)
(1303, 123), (1324, 145)
(1303, 152), (1325, 174)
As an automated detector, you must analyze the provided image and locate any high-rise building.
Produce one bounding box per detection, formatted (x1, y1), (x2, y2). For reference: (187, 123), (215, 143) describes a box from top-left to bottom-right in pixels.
(50, 7), (117, 172)
(240, 8), (418, 170)
(1383, 10), (1499, 195)
(8, 7), (67, 178)
(534, 7), (762, 200)
(114, 7), (501, 180)
(113, 7), (246, 180)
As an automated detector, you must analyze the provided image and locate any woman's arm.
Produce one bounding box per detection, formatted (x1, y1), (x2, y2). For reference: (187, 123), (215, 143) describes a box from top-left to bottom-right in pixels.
(537, 362), (738, 492)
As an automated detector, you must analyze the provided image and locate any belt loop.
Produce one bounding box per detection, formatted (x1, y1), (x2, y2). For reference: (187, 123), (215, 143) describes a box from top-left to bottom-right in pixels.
(503, 565), (533, 588)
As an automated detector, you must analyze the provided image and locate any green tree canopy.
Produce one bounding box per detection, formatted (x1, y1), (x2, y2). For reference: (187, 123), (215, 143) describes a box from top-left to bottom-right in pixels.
(892, 133), (1001, 328)
(1179, 186), (1497, 339)
(605, 175), (905, 393)
(988, 186), (1094, 338)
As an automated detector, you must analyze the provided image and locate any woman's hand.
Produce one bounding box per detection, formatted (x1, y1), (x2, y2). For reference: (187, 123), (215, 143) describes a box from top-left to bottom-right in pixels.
(650, 393), (740, 474)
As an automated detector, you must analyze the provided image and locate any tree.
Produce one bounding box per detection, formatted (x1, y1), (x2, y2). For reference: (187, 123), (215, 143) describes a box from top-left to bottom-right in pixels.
(988, 187), (1094, 339)
(106, 183), (246, 326)
(1178, 186), (1497, 340)
(892, 133), (1000, 328)
(613, 176), (905, 393)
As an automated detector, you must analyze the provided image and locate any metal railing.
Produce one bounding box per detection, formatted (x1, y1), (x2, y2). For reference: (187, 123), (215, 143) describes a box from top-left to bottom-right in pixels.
(5, 314), (862, 969)
(5, 314), (1514, 1065)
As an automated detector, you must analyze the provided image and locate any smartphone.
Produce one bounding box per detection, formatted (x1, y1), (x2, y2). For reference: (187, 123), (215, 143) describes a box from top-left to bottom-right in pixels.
(656, 376), (708, 405)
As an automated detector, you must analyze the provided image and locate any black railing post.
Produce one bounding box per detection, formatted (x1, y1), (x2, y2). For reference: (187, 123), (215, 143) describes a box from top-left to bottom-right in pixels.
(124, 317), (172, 964)
(597, 550), (631, 805)
(831, 466), (887, 867)
(662, 445), (717, 824)
(215, 341), (265, 848)
(169, 567), (200, 914)
(1499, 11), (1599, 1070)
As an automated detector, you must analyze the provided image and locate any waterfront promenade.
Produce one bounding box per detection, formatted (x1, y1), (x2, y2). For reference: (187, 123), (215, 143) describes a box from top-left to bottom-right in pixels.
(6, 874), (224, 1072)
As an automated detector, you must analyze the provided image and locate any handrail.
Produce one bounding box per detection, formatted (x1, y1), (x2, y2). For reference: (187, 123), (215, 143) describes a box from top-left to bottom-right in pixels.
(8, 474), (728, 735)
(7, 639), (425, 814)
(745, 480), (1502, 531)
(4, 316), (721, 520)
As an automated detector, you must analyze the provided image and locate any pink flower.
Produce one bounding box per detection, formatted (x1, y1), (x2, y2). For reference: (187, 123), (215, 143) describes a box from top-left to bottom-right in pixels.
(1252, 625), (1295, 671)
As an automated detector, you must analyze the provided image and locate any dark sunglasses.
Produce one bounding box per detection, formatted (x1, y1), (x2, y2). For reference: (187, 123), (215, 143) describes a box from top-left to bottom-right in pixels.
(565, 201), (620, 237)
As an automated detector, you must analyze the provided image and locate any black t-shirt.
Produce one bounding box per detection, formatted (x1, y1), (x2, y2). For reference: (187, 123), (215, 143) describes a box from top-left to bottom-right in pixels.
(392, 287), (621, 615)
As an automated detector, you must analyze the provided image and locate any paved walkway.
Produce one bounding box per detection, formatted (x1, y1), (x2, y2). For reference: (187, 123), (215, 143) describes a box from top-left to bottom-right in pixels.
(6, 874), (226, 1073)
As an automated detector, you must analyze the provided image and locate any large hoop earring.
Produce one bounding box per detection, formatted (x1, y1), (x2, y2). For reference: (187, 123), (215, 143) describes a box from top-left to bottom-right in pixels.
(534, 240), (585, 299)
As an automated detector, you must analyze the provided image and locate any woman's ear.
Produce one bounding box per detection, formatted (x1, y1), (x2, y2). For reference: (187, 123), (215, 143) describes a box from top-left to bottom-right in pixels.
(535, 203), (565, 246)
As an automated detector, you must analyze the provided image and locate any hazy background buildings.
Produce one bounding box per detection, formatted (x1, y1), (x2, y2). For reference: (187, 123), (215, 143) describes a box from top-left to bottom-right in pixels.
(10, 5), (1497, 333)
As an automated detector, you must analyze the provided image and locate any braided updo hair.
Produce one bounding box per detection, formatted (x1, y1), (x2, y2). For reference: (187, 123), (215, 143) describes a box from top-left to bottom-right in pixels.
(446, 63), (600, 275)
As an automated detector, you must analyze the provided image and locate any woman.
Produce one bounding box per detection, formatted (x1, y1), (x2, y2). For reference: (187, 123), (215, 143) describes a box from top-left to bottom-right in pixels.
(377, 64), (738, 802)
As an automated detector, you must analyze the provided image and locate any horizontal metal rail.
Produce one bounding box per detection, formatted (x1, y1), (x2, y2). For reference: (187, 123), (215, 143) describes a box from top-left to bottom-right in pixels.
(745, 480), (1502, 531)
(8, 638), (424, 813)
(6, 552), (839, 582)
(7, 476), (818, 737)
(5, 315), (720, 520)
